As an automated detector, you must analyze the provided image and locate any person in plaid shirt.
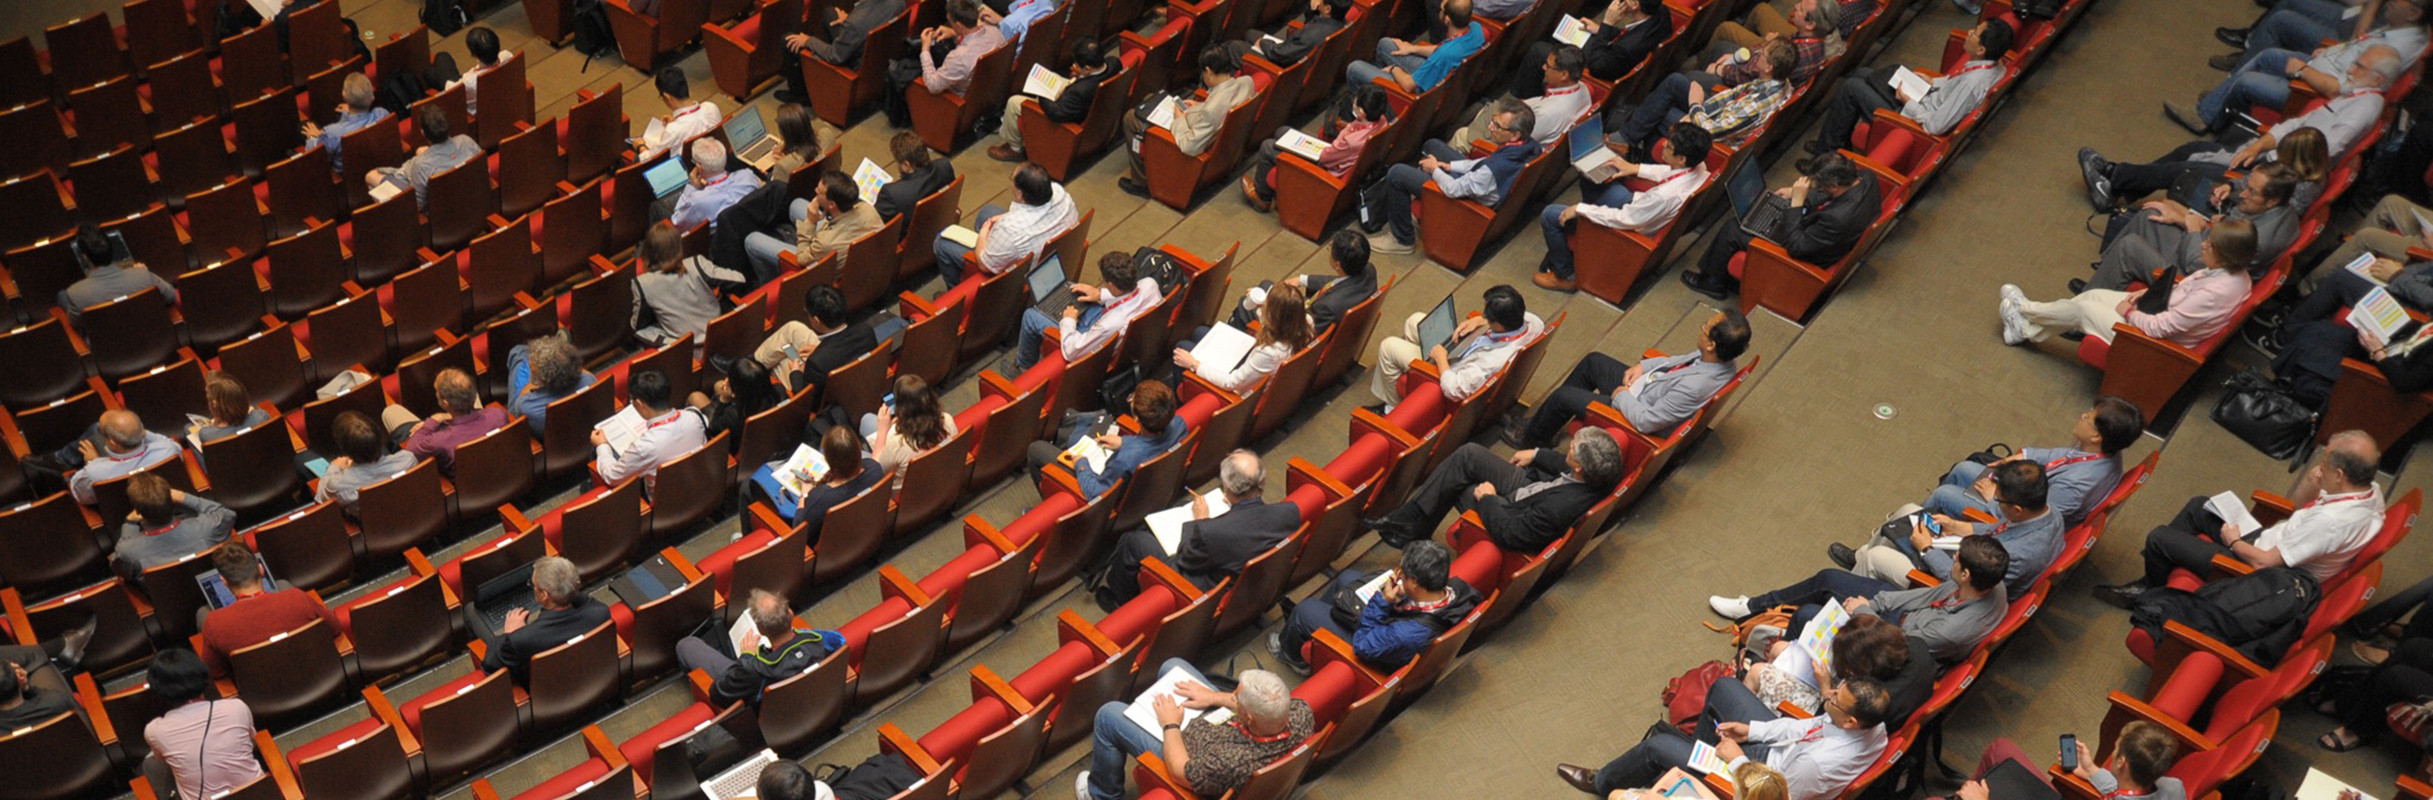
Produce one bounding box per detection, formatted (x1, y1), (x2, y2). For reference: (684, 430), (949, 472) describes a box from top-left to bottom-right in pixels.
(1608, 43), (1797, 156)
(1705, 0), (1844, 86)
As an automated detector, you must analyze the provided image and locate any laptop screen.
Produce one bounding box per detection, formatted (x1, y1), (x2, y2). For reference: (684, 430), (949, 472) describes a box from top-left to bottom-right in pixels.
(1029, 253), (1067, 304)
(1568, 114), (1606, 164)
(194, 555), (280, 610)
(1416, 296), (1459, 351)
(644, 157), (689, 197)
(722, 107), (767, 150)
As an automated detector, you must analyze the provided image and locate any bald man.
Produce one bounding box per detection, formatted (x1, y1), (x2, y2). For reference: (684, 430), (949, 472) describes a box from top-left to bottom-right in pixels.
(2096, 430), (2386, 607)
(23, 410), (182, 507)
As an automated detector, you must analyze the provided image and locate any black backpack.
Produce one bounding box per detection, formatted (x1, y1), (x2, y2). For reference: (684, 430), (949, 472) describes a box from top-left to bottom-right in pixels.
(2130, 566), (2320, 663)
(420, 0), (469, 35)
(1130, 246), (1188, 296)
(570, 0), (618, 59)
(814, 752), (925, 800)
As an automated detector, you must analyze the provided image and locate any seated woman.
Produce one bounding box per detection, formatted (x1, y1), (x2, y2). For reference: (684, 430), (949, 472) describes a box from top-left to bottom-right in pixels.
(692, 357), (785, 454)
(1742, 614), (1937, 727)
(313, 410), (421, 514)
(1997, 219), (2258, 348)
(1026, 380), (1192, 500)
(863, 374), (957, 489)
(187, 371), (273, 466)
(630, 222), (724, 352)
(750, 426), (885, 545)
(1171, 282), (1317, 395)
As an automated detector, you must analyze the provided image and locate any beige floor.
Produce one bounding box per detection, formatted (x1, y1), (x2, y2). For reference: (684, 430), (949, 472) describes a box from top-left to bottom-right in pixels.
(7, 0), (2432, 796)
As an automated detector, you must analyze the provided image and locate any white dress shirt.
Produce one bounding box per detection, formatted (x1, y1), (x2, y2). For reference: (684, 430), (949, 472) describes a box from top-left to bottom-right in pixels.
(1731, 716), (1890, 800)
(1577, 163), (1708, 233)
(2253, 484), (2385, 582)
(1440, 312), (1546, 400)
(1525, 82), (1595, 147)
(978, 183), (1080, 274)
(638, 101), (723, 163)
(1196, 340), (1297, 394)
(1058, 277), (1163, 363)
(595, 407), (710, 488)
(2268, 89), (2386, 157)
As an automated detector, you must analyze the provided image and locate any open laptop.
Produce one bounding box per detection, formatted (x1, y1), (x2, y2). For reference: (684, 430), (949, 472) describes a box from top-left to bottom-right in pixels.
(644, 156), (692, 200)
(472, 561), (543, 636)
(698, 749), (781, 800)
(723, 107), (783, 173)
(1029, 253), (1071, 315)
(1739, 191), (1797, 244)
(1568, 114), (1621, 178)
(1415, 295), (1460, 352)
(195, 555), (280, 609)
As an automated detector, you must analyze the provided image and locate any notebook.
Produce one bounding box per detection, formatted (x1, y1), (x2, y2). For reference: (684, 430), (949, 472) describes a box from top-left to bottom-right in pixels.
(1888, 66), (1932, 101)
(1145, 489), (1231, 556)
(368, 180), (405, 203)
(939, 224), (981, 249)
(644, 156), (691, 199)
(607, 555), (688, 609)
(1569, 114), (1623, 179)
(1276, 128), (1330, 161)
(2205, 491), (2266, 539)
(2343, 252), (2388, 285)
(2352, 286), (2416, 344)
(1416, 295), (1461, 352)
(768, 444), (834, 502)
(1125, 664), (1233, 737)
(594, 405), (649, 454)
(195, 554), (280, 609)
(1021, 65), (1073, 101)
(723, 106), (781, 172)
(1186, 323), (1260, 375)
(1146, 96), (1181, 129)
(1552, 14), (1593, 46)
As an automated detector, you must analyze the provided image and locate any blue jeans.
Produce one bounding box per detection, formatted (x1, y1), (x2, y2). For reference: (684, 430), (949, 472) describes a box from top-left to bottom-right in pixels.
(744, 199), (816, 280)
(1013, 302), (1106, 371)
(1924, 460), (2003, 520)
(1088, 658), (1209, 800)
(2200, 48), (2307, 128)
(2247, 6), (2340, 58)
(1346, 40), (1428, 88)
(1541, 184), (1635, 277)
(936, 205), (1007, 286)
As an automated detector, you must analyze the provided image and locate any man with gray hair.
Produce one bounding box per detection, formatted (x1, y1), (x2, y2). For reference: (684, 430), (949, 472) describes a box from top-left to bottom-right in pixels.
(1080, 659), (1315, 800)
(2096, 430), (2386, 608)
(368, 105), (481, 208)
(667, 136), (764, 232)
(676, 589), (845, 705)
(2082, 45), (2401, 211)
(1366, 428), (1625, 553)
(40, 409), (183, 507)
(1096, 450), (1304, 610)
(300, 71), (389, 174)
(476, 555), (612, 683)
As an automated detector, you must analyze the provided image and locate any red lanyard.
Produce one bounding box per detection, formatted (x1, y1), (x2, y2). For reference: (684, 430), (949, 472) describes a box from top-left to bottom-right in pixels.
(2102, 789), (2153, 800)
(2044, 452), (2104, 471)
(1950, 61), (1998, 77)
(1650, 168), (1696, 189)
(2308, 490), (2375, 509)
(141, 521), (178, 537)
(1543, 84), (1583, 101)
(1229, 719), (1295, 743)
(646, 412), (687, 430)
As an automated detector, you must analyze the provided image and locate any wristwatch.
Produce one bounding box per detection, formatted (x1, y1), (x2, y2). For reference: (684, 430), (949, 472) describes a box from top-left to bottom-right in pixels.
(1162, 723), (1182, 732)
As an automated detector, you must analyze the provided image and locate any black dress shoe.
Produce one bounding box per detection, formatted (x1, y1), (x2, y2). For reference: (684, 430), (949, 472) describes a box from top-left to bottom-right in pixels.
(1360, 402), (1388, 416)
(1827, 542), (1857, 569)
(1363, 516), (1414, 546)
(1499, 420), (1536, 449)
(2092, 583), (2147, 610)
(2058, 329), (2087, 342)
(2067, 277), (2088, 294)
(1802, 138), (1831, 155)
(2215, 26), (2248, 48)
(2163, 103), (2209, 137)
(1117, 175), (1151, 197)
(1678, 269), (1733, 301)
(1556, 764), (1602, 795)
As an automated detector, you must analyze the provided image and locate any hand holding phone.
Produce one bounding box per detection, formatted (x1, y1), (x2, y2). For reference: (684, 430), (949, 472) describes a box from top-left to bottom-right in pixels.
(2058, 733), (2079, 771)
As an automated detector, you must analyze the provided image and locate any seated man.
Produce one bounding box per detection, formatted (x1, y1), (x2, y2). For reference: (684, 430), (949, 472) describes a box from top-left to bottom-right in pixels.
(1227, 230), (1379, 334)
(2082, 164), (2298, 291)
(666, 137), (764, 232)
(1347, 0), (1485, 95)
(1556, 678), (1893, 800)
(676, 589), (845, 705)
(2083, 47), (2397, 207)
(312, 410), (420, 513)
(1369, 284), (1543, 412)
(1098, 451), (1301, 608)
(1552, 0), (1671, 87)
(444, 27), (514, 116)
(756, 287), (879, 397)
(25, 409), (182, 507)
(988, 38), (1113, 163)
(1450, 46), (1594, 150)
(299, 72), (388, 174)
(2095, 430), (2384, 607)
(782, 0), (910, 102)
(882, 0), (1008, 128)
(1680, 151), (1880, 299)
(1509, 309), (1750, 446)
(1807, 18), (2013, 155)
(0, 650), (82, 732)
(1839, 460), (2063, 599)
(591, 370), (711, 488)
(367, 105), (480, 208)
(1707, 0), (1846, 85)
(1537, 123), (1713, 291)
(1012, 251), (1163, 373)
(1710, 536), (2012, 664)
(1118, 45), (1259, 196)
(142, 649), (266, 800)
(1081, 665), (1314, 800)
(198, 541), (338, 679)
(112, 473), (236, 580)
(474, 556), (612, 682)
(745, 169), (884, 281)
(1241, 80), (1390, 212)
(637, 67), (723, 163)
(383, 368), (512, 477)
(935, 163), (1078, 286)
(2182, 5), (2422, 135)
(1918, 397), (2142, 526)
(1359, 102), (1540, 255)
(875, 131), (957, 222)
(1027, 380), (1193, 500)
(1998, 219), (2259, 348)
(2214, 0), (2426, 71)
(1608, 42), (1798, 156)
(1363, 427), (1627, 552)
(58, 226), (177, 326)
(1242, 0), (1354, 67)
(1271, 540), (1483, 673)
(509, 333), (597, 436)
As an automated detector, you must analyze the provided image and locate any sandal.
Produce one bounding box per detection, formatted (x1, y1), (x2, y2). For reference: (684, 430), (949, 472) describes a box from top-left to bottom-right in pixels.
(2317, 728), (2366, 752)
(2355, 640), (2392, 665)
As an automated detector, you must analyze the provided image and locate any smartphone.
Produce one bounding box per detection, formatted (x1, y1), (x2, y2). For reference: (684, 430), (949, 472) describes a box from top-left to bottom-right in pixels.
(1919, 513), (1943, 535)
(2058, 734), (2079, 771)
(881, 392), (895, 409)
(780, 343), (799, 361)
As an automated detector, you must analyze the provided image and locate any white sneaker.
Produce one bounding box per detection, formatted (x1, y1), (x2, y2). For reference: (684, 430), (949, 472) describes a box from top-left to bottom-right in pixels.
(1708, 595), (1751, 619)
(1997, 286), (2030, 345)
(1368, 231), (1414, 254)
(1076, 771), (1093, 800)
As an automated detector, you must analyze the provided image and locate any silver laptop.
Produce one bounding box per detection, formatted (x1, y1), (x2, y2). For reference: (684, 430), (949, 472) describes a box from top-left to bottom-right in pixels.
(195, 554), (280, 610)
(644, 156), (691, 199)
(1030, 252), (1071, 314)
(724, 107), (782, 172)
(1416, 295), (1459, 352)
(700, 749), (781, 800)
(1568, 114), (1621, 177)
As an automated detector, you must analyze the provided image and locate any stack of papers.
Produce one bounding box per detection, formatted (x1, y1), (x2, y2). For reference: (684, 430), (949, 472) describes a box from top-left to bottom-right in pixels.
(1773, 599), (1850, 687)
(939, 224), (981, 249)
(1061, 433), (1112, 474)
(2205, 491), (2266, 539)
(769, 444), (832, 500)
(1552, 14), (1594, 46)
(2296, 768), (2375, 800)
(2342, 253), (2388, 285)
(1146, 96), (1181, 129)
(1145, 489), (1231, 556)
(1022, 65), (1073, 101)
(1354, 571), (1394, 604)
(853, 158), (892, 205)
(1188, 323), (1260, 375)
(1686, 741), (1732, 776)
(1125, 665), (1233, 736)
(593, 406), (647, 454)
(368, 180), (404, 203)
(1889, 67), (1933, 100)
(2352, 286), (2415, 344)
(1276, 129), (1331, 161)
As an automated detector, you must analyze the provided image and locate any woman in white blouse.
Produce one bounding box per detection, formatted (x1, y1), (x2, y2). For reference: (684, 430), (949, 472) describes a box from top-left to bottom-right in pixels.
(1171, 282), (1318, 394)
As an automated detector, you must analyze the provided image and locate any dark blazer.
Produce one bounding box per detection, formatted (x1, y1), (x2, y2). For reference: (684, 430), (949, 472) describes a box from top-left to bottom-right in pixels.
(817, 0), (908, 64)
(1304, 270), (1378, 333)
(1782, 173), (1880, 266)
(1476, 448), (1605, 553)
(875, 158), (956, 221)
(796, 319), (879, 400)
(1258, 15), (1346, 66)
(483, 595), (614, 680)
(1583, 5), (1670, 82)
(1041, 67), (1113, 123)
(1173, 496), (1303, 589)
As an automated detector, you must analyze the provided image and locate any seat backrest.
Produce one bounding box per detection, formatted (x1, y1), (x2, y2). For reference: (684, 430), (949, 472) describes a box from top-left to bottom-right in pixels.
(113, 356), (208, 437)
(12, 389), (108, 456)
(498, 120), (566, 219)
(1047, 637), (1142, 751)
(545, 377), (622, 477)
(956, 700), (1051, 799)
(758, 641), (851, 753)
(1210, 526), (1307, 639)
(895, 292), (968, 389)
(566, 84), (628, 185)
(944, 534), (1045, 651)
(957, 261), (1035, 364)
(413, 668), (521, 784)
(1312, 275), (1391, 389)
(346, 572), (455, 682)
(153, 115), (237, 204)
(0, 317), (88, 406)
(1030, 480), (1122, 594)
(466, 215), (540, 319)
(259, 221), (347, 321)
(228, 616), (351, 724)
(897, 175), (964, 273)
(969, 376), (1053, 491)
(77, 287), (179, 380)
(452, 528), (547, 597)
(347, 190), (426, 285)
(2169, 712), (2277, 799)
(1226, 725), (1327, 800)
(728, 524), (812, 619)
(543, 179), (610, 286)
(0, 101), (71, 182)
(0, 711), (118, 800)
(290, 719), (416, 800)
(852, 592), (948, 700)
(0, 491), (107, 594)
(736, 389), (820, 485)
(892, 429), (978, 535)
(301, 288), (390, 380)
(475, 53), (535, 150)
(66, 75), (149, 158)
(839, 215), (908, 309)
(624, 562), (717, 681)
(178, 258), (270, 353)
(1111, 431), (1198, 533)
(701, 293), (768, 369)
(808, 475), (895, 585)
(187, 176), (271, 267)
(526, 619), (624, 731)
(564, 260), (632, 359)
(355, 458), (449, 560)
(91, 455), (196, 530)
(214, 322), (311, 410)
(645, 432), (733, 539)
(247, 502), (354, 592)
(822, 341), (893, 419)
(1245, 339), (1325, 443)
(452, 420), (536, 517)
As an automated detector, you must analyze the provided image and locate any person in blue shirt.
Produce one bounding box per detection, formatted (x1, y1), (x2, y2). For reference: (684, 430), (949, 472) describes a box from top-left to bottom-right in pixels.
(299, 72), (390, 174)
(1268, 540), (1483, 674)
(1346, 0), (1485, 94)
(1027, 380), (1192, 499)
(1359, 102), (1539, 253)
(667, 137), (765, 232)
(508, 333), (597, 436)
(983, 0), (1062, 47)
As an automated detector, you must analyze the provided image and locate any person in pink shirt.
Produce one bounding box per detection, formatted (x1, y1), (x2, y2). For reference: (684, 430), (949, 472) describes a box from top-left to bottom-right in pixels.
(1240, 85), (1391, 211)
(381, 368), (511, 476)
(1998, 219), (2258, 348)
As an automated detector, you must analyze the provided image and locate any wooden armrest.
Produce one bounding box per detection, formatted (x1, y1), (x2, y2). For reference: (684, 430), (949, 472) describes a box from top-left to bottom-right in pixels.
(579, 725), (625, 768)
(1346, 406), (1421, 451)
(687, 668), (716, 702)
(1866, 108), (1938, 140)
(1036, 462), (1089, 502)
(129, 778), (159, 800)
(2396, 774), (2433, 800)
(466, 637), (488, 663)
(2209, 553), (2259, 578)
(970, 664), (1034, 713)
(2249, 490), (2295, 527)
(663, 546), (705, 583)
(1179, 371), (1241, 406)
(72, 672), (116, 745)
(2, 588), (33, 645)
(2156, 619), (2270, 680)
(963, 515), (1019, 555)
(587, 254), (620, 276)
(1905, 569), (1941, 587)
(1286, 457), (1356, 502)
(1134, 750), (1197, 800)
(877, 723), (944, 773)
(899, 290), (944, 320)
(2101, 689), (2216, 752)
(976, 370), (1021, 403)
(362, 685), (422, 756)
(1057, 609), (1125, 655)
(1308, 628), (1388, 685)
(1404, 357), (1443, 381)
(257, 730), (304, 799)
(1138, 557), (1203, 601)
(876, 565), (933, 606)
(1959, 507), (1998, 525)
(1775, 701), (1814, 719)
(499, 505), (537, 534)
(746, 502), (792, 535)
(2050, 769), (2101, 800)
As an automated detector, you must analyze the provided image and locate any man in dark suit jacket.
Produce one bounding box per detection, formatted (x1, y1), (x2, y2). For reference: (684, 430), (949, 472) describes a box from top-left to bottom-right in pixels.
(1229, 230), (1378, 333)
(875, 130), (957, 221)
(1680, 151), (1880, 299)
(1366, 429), (1626, 553)
(1098, 451), (1303, 609)
(1246, 0), (1353, 66)
(476, 556), (613, 683)
(1517, 0), (1668, 95)
(988, 38), (1116, 162)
